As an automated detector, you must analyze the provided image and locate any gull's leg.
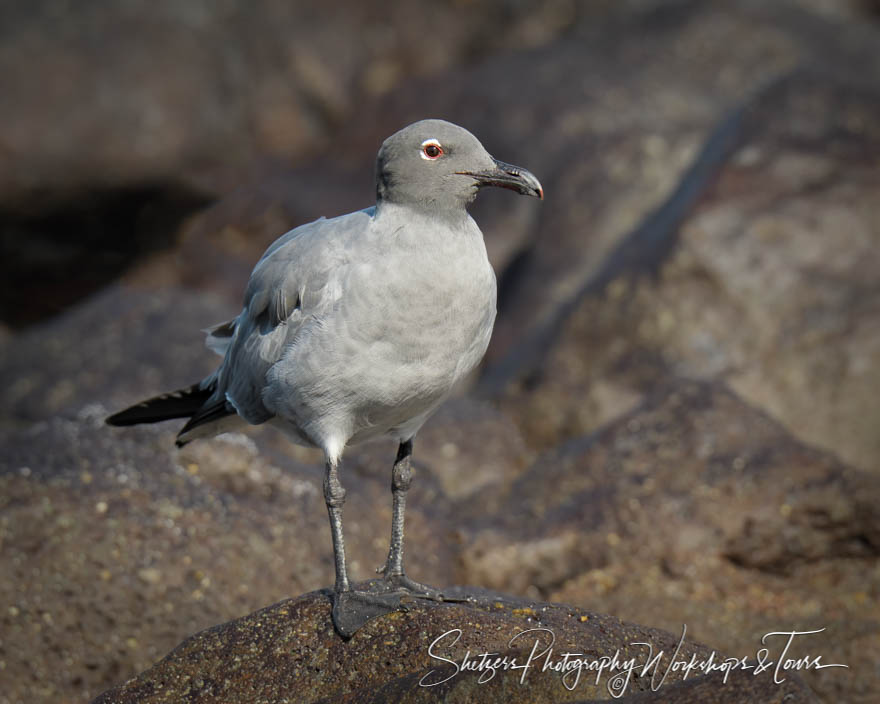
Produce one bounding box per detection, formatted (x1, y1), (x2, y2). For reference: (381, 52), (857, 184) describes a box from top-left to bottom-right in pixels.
(326, 456), (406, 637)
(328, 443), (456, 637)
(380, 439), (442, 598)
(382, 439), (412, 578)
(323, 458), (350, 593)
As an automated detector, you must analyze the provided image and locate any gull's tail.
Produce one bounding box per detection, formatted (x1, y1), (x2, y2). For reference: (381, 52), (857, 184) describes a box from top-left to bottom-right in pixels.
(106, 382), (237, 447)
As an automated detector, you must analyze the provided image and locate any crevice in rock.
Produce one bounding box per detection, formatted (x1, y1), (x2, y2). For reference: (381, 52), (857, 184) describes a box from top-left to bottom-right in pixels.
(0, 183), (213, 328)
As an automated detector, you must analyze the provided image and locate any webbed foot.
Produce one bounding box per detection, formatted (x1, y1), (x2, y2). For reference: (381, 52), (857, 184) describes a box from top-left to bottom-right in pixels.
(331, 577), (468, 636)
(332, 586), (405, 638)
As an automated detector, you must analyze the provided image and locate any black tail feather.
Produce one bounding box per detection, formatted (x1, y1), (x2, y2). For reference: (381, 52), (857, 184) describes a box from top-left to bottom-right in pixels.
(175, 399), (236, 447)
(106, 383), (214, 427)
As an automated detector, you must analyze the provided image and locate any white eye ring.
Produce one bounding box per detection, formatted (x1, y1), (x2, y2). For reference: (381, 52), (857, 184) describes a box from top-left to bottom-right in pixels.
(420, 139), (443, 160)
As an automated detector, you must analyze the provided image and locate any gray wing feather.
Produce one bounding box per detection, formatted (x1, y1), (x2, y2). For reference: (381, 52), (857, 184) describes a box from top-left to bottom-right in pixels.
(209, 208), (373, 424)
(203, 319), (236, 356)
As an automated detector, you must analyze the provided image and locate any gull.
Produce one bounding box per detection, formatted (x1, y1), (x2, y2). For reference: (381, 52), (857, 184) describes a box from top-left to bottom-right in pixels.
(107, 119), (543, 635)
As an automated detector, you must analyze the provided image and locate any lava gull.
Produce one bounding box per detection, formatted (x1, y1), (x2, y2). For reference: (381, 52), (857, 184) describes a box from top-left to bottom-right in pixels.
(107, 119), (543, 636)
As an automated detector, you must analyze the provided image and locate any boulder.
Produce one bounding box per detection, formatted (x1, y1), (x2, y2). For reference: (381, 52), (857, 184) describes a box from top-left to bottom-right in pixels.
(91, 590), (815, 703)
(471, 381), (878, 704)
(0, 0), (583, 204)
(2, 331), (871, 701)
(0, 0), (581, 327)
(0, 284), (230, 422)
(492, 70), (880, 473)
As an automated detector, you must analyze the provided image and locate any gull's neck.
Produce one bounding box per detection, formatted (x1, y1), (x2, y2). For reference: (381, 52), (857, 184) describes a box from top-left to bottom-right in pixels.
(375, 198), (472, 230)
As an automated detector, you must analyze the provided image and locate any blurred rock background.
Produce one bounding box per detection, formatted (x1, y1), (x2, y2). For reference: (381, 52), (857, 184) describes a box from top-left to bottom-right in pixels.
(1, 0), (879, 702)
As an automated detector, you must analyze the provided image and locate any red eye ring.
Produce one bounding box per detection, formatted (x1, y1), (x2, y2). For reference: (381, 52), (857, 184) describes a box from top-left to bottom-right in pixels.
(421, 140), (443, 160)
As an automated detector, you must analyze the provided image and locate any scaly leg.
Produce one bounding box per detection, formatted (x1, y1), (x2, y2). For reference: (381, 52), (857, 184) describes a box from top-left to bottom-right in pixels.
(325, 456), (408, 637)
(327, 443), (459, 637)
(380, 439), (442, 598)
(323, 459), (350, 593)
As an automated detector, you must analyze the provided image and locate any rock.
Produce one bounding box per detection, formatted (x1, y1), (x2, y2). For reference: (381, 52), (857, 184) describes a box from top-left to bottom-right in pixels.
(0, 0), (582, 204)
(2, 322), (871, 701)
(493, 70), (880, 473)
(0, 417), (326, 701)
(464, 381), (878, 704)
(91, 590), (815, 703)
(0, 284), (230, 422)
(0, 358), (522, 701)
(0, 0), (584, 327)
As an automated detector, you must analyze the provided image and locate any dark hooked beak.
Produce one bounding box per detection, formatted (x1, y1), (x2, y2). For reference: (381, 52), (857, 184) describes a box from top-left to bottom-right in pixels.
(458, 158), (544, 200)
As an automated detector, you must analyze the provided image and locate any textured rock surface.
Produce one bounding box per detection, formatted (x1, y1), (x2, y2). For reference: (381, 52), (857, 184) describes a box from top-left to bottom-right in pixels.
(92, 591), (815, 703)
(2, 320), (872, 702)
(0, 286), (228, 422)
(112, 1), (880, 475)
(494, 70), (880, 473)
(0, 0), (585, 202)
(0, 294), (524, 701)
(480, 382), (880, 704)
(0, 0), (581, 327)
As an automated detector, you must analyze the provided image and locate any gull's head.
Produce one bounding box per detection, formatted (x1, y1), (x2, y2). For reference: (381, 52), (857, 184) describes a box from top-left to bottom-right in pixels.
(375, 119), (543, 212)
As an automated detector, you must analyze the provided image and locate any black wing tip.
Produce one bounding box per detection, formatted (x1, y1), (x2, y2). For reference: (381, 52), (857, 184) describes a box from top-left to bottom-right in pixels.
(105, 411), (137, 427)
(175, 400), (234, 439)
(105, 383), (216, 428)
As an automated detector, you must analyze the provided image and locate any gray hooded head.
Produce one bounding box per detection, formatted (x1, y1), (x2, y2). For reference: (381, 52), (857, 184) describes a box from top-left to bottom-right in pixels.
(375, 119), (543, 212)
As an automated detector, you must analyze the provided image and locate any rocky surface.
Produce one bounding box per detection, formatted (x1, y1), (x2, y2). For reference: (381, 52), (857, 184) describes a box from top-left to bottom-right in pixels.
(112, 1), (880, 473)
(475, 382), (880, 704)
(0, 294), (526, 701)
(493, 69), (880, 472)
(0, 0), (581, 327)
(92, 590), (815, 703)
(0, 286), (228, 423)
(2, 338), (873, 701)
(0, 0), (586, 203)
(2, 1), (880, 703)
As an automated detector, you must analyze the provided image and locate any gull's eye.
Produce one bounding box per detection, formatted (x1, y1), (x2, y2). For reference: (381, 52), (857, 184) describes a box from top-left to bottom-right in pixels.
(421, 139), (443, 160)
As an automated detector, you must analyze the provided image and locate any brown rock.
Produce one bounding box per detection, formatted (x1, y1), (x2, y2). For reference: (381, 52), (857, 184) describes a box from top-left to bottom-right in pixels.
(0, 284), (230, 422)
(495, 70), (880, 473)
(91, 590), (815, 703)
(0, 0), (584, 327)
(462, 381), (877, 704)
(0, 418), (325, 701)
(0, 373), (517, 700)
(3, 331), (868, 700)
(361, 0), (880, 373)
(0, 0), (580, 203)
